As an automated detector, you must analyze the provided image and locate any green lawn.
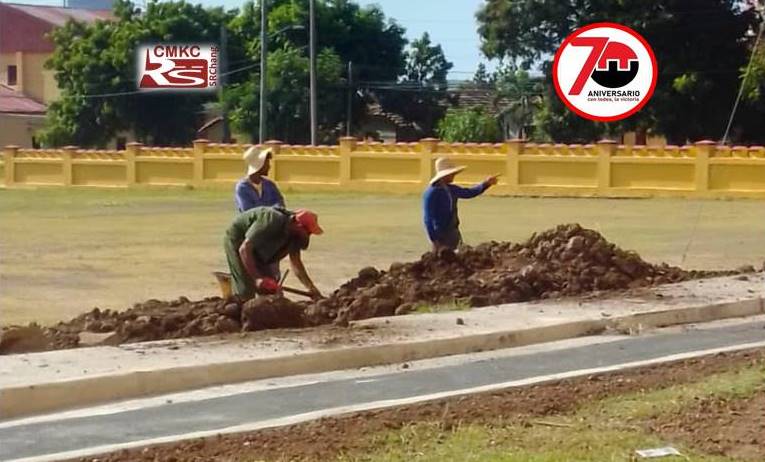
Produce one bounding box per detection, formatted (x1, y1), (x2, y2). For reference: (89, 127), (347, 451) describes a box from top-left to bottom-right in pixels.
(1, 187), (764, 325)
(341, 364), (765, 462)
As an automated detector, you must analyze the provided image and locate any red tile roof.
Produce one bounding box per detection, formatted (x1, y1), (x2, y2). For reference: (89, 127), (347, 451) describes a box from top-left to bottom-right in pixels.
(0, 84), (47, 114)
(3, 3), (112, 26)
(0, 3), (112, 53)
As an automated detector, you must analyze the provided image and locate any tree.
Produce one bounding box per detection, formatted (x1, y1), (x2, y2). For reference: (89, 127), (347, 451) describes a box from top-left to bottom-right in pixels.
(473, 63), (492, 85)
(404, 32), (452, 88)
(377, 32), (454, 136)
(494, 65), (543, 139)
(476, 0), (759, 143)
(437, 107), (501, 142)
(224, 0), (408, 143)
(225, 45), (344, 144)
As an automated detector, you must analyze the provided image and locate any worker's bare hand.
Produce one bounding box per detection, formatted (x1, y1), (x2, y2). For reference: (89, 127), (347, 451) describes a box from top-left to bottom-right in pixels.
(484, 175), (499, 187)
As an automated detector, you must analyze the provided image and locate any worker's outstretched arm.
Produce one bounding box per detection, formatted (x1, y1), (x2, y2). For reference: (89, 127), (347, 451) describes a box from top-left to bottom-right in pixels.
(289, 250), (323, 300)
(449, 175), (499, 198)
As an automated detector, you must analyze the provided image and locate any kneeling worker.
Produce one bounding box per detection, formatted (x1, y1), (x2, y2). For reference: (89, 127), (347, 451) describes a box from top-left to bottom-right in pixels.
(224, 206), (324, 300)
(423, 157), (498, 251)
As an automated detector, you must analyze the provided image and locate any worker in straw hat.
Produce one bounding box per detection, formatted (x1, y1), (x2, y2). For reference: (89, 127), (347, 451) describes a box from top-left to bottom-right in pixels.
(223, 206), (324, 300)
(423, 157), (499, 251)
(234, 146), (285, 212)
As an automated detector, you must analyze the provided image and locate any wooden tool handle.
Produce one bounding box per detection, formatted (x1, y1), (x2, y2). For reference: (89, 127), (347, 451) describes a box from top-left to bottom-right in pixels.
(281, 285), (314, 298)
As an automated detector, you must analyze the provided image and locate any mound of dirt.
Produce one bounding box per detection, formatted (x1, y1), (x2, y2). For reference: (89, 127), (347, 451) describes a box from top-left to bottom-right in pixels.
(304, 224), (729, 325)
(5, 295), (304, 352)
(0, 224), (740, 354)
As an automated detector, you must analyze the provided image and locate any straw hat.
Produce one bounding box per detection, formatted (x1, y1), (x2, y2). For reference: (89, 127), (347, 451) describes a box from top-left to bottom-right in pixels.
(430, 157), (466, 185)
(243, 146), (273, 176)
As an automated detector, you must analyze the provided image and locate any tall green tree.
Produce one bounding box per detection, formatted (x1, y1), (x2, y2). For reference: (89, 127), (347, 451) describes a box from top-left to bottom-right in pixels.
(477, 0), (759, 144)
(224, 0), (408, 142)
(378, 32), (454, 136)
(225, 45), (344, 143)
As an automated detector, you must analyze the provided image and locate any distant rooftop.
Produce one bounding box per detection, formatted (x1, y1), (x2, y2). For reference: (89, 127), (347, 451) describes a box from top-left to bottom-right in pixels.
(1, 2), (111, 26)
(0, 84), (47, 114)
(0, 2), (112, 52)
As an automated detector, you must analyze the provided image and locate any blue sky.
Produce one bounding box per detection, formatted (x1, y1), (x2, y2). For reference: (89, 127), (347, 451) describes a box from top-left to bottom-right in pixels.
(6, 0), (496, 78)
(355, 0), (494, 79)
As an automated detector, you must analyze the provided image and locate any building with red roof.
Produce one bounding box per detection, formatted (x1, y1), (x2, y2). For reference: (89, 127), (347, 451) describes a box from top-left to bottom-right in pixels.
(0, 3), (112, 147)
(0, 3), (112, 104)
(0, 83), (46, 148)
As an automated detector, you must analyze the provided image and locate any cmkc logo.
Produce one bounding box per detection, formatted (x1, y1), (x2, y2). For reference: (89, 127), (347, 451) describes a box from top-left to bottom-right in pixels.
(553, 23), (657, 121)
(137, 44), (218, 91)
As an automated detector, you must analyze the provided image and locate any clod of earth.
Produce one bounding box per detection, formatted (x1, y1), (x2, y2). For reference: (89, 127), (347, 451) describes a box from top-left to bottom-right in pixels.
(0, 224), (740, 354)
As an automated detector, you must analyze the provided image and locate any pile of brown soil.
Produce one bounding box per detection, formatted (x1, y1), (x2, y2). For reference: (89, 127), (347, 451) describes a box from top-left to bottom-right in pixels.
(305, 223), (729, 325)
(0, 224), (742, 354)
(1, 296), (305, 353)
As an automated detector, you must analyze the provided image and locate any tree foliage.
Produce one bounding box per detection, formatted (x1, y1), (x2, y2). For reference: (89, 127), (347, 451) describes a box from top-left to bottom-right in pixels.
(494, 66), (543, 139)
(437, 107), (501, 143)
(223, 0), (408, 143)
(41, 0), (235, 147)
(476, 0), (763, 144)
(40, 0), (425, 146)
(376, 32), (454, 137)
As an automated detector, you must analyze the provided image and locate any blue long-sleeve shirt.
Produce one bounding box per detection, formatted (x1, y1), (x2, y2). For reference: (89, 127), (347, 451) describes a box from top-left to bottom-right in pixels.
(234, 177), (285, 212)
(423, 182), (488, 243)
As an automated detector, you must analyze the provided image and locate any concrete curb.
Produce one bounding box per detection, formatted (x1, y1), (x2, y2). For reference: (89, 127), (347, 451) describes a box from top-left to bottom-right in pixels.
(2, 297), (763, 419)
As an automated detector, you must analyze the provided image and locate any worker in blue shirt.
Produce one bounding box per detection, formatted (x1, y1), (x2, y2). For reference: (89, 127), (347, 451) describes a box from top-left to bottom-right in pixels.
(234, 146), (285, 212)
(423, 157), (498, 251)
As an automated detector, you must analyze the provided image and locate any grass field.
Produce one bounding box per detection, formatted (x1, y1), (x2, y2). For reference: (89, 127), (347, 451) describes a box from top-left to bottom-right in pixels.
(1, 187), (764, 326)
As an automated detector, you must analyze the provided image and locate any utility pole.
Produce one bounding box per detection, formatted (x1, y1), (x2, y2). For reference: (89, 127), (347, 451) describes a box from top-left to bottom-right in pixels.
(309, 0), (318, 145)
(346, 61), (353, 137)
(259, 0), (268, 144)
(219, 24), (230, 143)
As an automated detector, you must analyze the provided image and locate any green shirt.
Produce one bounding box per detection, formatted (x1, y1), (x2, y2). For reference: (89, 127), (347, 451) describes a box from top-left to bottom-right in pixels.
(226, 207), (300, 264)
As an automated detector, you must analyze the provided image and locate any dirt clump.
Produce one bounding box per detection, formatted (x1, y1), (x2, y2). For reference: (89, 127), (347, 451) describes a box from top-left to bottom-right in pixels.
(241, 296), (305, 330)
(0, 324), (51, 354)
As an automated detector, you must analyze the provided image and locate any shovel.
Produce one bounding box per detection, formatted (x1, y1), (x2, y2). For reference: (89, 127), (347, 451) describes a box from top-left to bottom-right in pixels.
(278, 269), (314, 298)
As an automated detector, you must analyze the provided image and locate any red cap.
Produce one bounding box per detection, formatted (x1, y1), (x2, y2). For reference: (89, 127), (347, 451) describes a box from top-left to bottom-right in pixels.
(294, 209), (324, 235)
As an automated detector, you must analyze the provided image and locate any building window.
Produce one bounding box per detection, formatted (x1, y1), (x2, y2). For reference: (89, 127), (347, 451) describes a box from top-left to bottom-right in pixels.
(7, 65), (18, 86)
(116, 137), (127, 150)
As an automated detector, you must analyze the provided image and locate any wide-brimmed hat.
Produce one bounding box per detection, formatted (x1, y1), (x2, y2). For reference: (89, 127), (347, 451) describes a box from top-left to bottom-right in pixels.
(243, 146), (273, 176)
(430, 157), (466, 185)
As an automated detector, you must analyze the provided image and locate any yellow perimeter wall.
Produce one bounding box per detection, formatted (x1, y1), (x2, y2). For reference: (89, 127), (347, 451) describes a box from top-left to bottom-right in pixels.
(3, 138), (765, 198)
